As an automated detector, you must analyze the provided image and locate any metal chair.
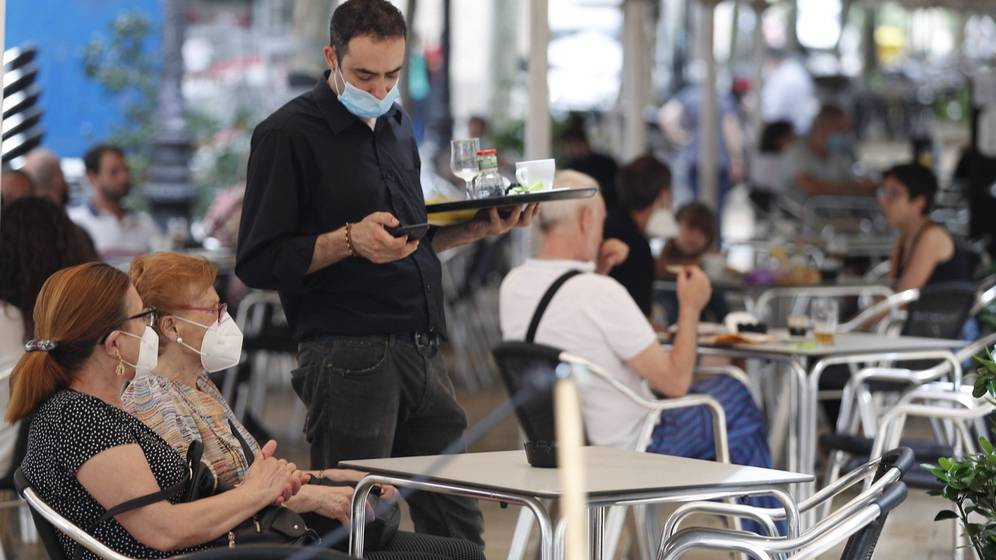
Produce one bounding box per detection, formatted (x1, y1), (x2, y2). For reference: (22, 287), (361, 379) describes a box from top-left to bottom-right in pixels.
(656, 447), (913, 560)
(492, 342), (744, 560)
(13, 468), (347, 560)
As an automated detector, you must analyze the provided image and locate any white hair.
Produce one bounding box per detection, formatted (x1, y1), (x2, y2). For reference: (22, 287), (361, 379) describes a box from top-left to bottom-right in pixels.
(538, 170), (601, 231)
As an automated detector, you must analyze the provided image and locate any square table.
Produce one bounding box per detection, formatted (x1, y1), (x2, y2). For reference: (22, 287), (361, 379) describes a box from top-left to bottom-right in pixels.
(341, 446), (812, 560)
(678, 332), (962, 511)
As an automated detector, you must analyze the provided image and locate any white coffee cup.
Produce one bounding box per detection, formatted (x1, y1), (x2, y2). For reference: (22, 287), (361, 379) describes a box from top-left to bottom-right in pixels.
(515, 159), (556, 191)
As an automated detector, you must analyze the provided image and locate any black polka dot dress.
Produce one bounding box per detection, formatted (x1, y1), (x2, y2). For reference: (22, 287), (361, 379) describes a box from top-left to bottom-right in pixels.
(20, 389), (207, 559)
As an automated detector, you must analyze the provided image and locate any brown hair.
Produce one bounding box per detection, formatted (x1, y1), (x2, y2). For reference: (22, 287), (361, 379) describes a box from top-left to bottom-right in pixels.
(0, 197), (98, 337)
(129, 252), (217, 351)
(6, 263), (130, 422)
(676, 202), (716, 249)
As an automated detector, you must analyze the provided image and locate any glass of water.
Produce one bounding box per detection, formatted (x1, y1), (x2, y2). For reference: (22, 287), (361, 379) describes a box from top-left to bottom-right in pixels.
(450, 138), (480, 199)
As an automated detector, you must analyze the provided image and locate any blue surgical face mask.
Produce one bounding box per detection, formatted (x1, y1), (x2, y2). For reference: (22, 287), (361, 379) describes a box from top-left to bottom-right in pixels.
(333, 67), (399, 119)
(827, 133), (849, 153)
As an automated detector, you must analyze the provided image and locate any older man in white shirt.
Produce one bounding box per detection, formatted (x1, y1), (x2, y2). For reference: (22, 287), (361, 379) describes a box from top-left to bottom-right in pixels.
(500, 170), (780, 533)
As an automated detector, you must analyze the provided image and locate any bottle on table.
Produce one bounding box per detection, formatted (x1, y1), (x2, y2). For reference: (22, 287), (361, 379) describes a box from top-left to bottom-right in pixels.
(473, 149), (504, 199)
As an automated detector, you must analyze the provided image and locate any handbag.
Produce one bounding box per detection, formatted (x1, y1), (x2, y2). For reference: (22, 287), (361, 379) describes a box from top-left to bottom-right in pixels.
(73, 440), (316, 559)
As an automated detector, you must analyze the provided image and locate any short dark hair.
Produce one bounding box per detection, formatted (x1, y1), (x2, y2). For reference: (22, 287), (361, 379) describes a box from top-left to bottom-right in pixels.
(559, 127), (589, 145)
(759, 120), (794, 153)
(617, 155), (671, 211)
(329, 0), (407, 60)
(675, 202), (716, 248)
(884, 162), (938, 215)
(83, 144), (125, 175)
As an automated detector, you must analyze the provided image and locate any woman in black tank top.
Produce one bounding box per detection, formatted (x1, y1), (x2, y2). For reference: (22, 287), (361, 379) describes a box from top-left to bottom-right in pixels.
(879, 163), (971, 290)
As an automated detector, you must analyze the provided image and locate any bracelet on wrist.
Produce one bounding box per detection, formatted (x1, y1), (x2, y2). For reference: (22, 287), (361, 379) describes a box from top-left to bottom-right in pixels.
(344, 223), (356, 258)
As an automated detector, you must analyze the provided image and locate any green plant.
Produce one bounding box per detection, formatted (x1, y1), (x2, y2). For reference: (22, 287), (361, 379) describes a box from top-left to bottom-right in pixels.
(82, 11), (160, 191)
(926, 350), (996, 557)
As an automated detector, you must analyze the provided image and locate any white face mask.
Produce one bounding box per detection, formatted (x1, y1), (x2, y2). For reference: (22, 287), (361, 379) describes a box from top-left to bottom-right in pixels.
(118, 326), (160, 377)
(174, 312), (244, 373)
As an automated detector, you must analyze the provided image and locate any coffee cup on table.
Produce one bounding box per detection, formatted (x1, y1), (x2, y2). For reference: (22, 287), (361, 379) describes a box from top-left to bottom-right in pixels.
(514, 159), (556, 192)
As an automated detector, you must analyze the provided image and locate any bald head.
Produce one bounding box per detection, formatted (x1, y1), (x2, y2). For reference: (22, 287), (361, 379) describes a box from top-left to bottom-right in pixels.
(539, 170), (603, 232)
(536, 170), (606, 263)
(24, 149), (69, 206)
(1, 169), (36, 208)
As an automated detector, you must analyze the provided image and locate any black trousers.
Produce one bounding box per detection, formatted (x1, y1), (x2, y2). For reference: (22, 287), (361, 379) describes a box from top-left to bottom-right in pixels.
(291, 334), (484, 546)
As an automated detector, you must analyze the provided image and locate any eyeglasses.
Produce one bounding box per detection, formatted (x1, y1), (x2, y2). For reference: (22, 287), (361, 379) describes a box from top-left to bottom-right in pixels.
(99, 307), (157, 343)
(129, 307), (159, 326)
(876, 187), (904, 201)
(176, 302), (228, 324)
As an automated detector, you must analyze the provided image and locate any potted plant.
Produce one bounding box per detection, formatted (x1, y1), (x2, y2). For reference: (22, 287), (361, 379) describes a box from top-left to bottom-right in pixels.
(927, 351), (996, 557)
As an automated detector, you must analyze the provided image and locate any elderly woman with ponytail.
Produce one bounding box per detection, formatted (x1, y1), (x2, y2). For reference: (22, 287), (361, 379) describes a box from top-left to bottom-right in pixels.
(9, 262), (306, 559)
(123, 252), (485, 559)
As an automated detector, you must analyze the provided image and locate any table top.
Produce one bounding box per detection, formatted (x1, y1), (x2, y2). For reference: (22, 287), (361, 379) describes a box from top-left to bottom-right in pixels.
(340, 447), (812, 499)
(697, 332), (962, 358)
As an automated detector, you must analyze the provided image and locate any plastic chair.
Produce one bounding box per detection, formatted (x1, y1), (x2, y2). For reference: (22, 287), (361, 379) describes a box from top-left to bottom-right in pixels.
(492, 342), (744, 560)
(657, 447), (913, 560)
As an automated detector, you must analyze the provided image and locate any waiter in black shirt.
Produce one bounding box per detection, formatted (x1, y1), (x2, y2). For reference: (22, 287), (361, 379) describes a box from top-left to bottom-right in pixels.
(236, 0), (537, 545)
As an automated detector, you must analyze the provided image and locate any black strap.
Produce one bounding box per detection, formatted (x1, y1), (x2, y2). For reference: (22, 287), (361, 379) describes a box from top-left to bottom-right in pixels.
(525, 270), (583, 343)
(229, 420), (256, 467)
(73, 475), (189, 560)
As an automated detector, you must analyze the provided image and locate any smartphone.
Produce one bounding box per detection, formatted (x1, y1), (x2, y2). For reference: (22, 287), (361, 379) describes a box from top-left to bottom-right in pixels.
(386, 222), (430, 240)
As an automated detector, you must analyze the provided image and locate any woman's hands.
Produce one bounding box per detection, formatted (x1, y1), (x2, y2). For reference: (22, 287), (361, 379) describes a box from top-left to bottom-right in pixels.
(243, 440), (309, 506)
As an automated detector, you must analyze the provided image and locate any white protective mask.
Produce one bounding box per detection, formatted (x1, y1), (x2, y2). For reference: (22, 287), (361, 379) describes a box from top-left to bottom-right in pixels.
(174, 312), (244, 373)
(118, 326), (160, 377)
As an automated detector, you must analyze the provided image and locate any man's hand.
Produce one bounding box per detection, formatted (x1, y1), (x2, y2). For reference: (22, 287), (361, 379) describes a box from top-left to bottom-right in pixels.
(675, 265), (712, 313)
(596, 239), (629, 275)
(351, 212), (419, 263)
(465, 203), (541, 240)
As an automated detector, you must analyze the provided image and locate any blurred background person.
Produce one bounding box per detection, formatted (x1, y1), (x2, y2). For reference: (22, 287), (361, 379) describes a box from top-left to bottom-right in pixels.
(658, 66), (744, 213)
(559, 126), (620, 210)
(761, 49), (817, 135)
(880, 163), (971, 291)
(604, 155), (672, 317)
(23, 148), (70, 207)
(782, 104), (876, 204)
(0, 197), (97, 488)
(749, 120), (797, 194)
(69, 143), (162, 260)
(656, 202), (729, 323)
(1, 168), (35, 209)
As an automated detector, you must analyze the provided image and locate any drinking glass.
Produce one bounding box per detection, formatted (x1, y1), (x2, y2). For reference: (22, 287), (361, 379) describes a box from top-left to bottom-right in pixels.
(811, 298), (839, 345)
(450, 138), (480, 199)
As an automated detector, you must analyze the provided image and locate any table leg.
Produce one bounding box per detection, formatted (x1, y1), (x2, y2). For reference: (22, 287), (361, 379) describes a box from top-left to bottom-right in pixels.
(347, 475), (556, 560)
(588, 506), (606, 560)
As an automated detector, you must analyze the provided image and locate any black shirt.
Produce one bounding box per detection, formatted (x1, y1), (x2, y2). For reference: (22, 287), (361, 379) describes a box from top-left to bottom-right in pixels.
(567, 152), (619, 209)
(604, 208), (654, 316)
(236, 73), (444, 340)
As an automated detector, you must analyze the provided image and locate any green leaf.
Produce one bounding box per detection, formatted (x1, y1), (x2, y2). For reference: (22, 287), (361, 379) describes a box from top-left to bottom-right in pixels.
(935, 509), (960, 521)
(939, 457), (955, 470)
(982, 437), (995, 455)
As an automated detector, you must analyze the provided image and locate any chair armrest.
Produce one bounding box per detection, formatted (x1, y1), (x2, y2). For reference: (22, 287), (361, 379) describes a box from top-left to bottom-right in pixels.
(662, 501), (780, 541)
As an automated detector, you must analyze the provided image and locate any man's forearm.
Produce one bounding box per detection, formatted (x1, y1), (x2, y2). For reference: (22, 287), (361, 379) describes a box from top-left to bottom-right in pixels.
(307, 226), (352, 274)
(668, 309), (700, 383)
(431, 222), (480, 253)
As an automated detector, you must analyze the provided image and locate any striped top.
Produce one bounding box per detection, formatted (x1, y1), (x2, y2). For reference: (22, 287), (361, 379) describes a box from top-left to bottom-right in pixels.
(121, 371), (260, 487)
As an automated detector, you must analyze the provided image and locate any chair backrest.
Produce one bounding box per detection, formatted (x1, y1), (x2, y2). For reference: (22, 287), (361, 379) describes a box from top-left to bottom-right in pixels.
(14, 468), (72, 560)
(901, 281), (977, 339)
(838, 482), (909, 560)
(491, 342), (568, 446)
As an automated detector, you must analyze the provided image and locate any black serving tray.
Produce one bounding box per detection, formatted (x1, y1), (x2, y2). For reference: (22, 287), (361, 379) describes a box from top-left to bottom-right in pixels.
(426, 186), (598, 214)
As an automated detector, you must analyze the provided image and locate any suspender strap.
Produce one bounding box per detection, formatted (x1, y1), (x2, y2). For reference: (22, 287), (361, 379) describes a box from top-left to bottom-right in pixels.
(525, 270), (583, 343)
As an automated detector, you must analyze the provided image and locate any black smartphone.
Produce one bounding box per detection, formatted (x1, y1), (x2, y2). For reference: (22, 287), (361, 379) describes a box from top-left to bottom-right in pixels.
(386, 222), (430, 240)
